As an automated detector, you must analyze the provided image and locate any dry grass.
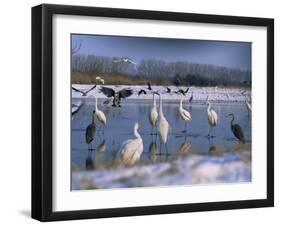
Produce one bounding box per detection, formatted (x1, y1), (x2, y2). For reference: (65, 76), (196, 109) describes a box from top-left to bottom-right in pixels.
(71, 71), (173, 86)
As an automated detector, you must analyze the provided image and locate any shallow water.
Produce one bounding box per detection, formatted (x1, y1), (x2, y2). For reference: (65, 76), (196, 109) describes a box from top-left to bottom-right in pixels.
(72, 98), (251, 173)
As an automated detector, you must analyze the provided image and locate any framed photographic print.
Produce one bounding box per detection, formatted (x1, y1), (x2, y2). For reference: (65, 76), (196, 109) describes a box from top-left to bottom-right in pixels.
(32, 4), (274, 221)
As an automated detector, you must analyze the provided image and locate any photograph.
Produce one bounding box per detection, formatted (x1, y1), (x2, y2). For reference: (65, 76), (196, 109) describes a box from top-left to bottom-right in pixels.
(71, 34), (252, 190)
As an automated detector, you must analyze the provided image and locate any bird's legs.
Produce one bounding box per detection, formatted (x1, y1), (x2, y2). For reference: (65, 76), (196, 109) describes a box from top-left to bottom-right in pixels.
(182, 122), (187, 133)
(88, 142), (94, 151)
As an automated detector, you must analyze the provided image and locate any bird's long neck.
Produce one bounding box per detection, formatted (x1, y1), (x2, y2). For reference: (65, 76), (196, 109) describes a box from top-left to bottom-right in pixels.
(152, 94), (156, 107)
(159, 95), (164, 117)
(92, 113), (95, 124)
(230, 116), (235, 126)
(207, 103), (211, 114)
(134, 125), (141, 139)
(95, 97), (98, 111)
(179, 96), (183, 110)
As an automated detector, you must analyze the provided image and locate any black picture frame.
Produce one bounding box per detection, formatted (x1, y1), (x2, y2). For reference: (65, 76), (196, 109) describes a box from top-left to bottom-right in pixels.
(32, 4), (274, 222)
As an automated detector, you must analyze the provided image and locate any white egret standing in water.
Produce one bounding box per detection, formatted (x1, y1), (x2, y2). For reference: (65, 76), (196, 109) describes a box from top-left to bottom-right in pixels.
(149, 93), (158, 135)
(119, 122), (143, 165)
(94, 96), (106, 133)
(179, 94), (191, 133)
(206, 100), (218, 138)
(157, 94), (170, 152)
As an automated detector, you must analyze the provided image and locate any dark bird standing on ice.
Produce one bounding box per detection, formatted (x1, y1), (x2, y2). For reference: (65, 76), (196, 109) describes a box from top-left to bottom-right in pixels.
(100, 86), (133, 107)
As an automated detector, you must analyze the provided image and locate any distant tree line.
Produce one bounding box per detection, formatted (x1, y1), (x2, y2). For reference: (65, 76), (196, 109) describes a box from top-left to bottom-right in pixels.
(72, 54), (251, 87)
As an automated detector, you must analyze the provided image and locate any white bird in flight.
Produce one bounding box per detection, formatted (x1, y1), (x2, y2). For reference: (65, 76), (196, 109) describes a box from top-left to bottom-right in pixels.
(113, 57), (136, 65)
(119, 122), (143, 165)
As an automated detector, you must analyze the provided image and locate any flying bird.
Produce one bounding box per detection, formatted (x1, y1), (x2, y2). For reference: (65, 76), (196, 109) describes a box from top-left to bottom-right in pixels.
(138, 89), (147, 96)
(72, 101), (83, 116)
(166, 87), (171, 93)
(227, 113), (245, 144)
(206, 100), (218, 138)
(119, 122), (143, 165)
(100, 86), (133, 107)
(147, 82), (152, 90)
(113, 57), (136, 65)
(175, 87), (189, 96)
(72, 85), (96, 96)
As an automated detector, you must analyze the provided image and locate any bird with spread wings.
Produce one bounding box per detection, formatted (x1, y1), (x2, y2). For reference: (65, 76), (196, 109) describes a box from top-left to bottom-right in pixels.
(100, 86), (133, 107)
(72, 85), (96, 96)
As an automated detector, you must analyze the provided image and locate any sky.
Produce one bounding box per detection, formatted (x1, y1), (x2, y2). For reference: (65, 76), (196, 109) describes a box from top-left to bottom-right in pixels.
(72, 34), (251, 71)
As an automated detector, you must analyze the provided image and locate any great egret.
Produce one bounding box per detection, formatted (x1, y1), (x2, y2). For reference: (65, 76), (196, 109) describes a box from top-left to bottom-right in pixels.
(119, 122), (143, 165)
(157, 94), (169, 149)
(85, 110), (96, 150)
(149, 93), (158, 135)
(179, 95), (191, 133)
(226, 113), (245, 144)
(100, 86), (133, 107)
(94, 97), (106, 132)
(72, 85), (96, 96)
(206, 100), (218, 138)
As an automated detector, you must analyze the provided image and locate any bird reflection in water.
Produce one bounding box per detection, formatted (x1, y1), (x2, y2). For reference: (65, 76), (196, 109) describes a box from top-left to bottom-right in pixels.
(97, 139), (106, 153)
(178, 140), (192, 156)
(85, 151), (95, 170)
(148, 141), (159, 163)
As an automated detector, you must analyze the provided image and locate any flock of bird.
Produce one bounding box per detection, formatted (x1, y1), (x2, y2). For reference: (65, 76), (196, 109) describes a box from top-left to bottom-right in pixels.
(72, 72), (252, 166)
(79, 80), (250, 165)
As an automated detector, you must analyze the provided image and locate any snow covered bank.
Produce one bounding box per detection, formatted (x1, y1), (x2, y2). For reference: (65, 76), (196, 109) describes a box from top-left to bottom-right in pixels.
(72, 151), (251, 190)
(72, 84), (251, 103)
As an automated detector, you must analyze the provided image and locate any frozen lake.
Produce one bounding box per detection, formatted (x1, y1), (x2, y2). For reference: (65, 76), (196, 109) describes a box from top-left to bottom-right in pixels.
(71, 98), (252, 189)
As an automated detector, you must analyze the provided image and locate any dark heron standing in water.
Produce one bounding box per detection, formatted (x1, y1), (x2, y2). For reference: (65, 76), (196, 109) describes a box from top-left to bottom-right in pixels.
(85, 110), (96, 150)
(226, 113), (245, 144)
(100, 86), (133, 107)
